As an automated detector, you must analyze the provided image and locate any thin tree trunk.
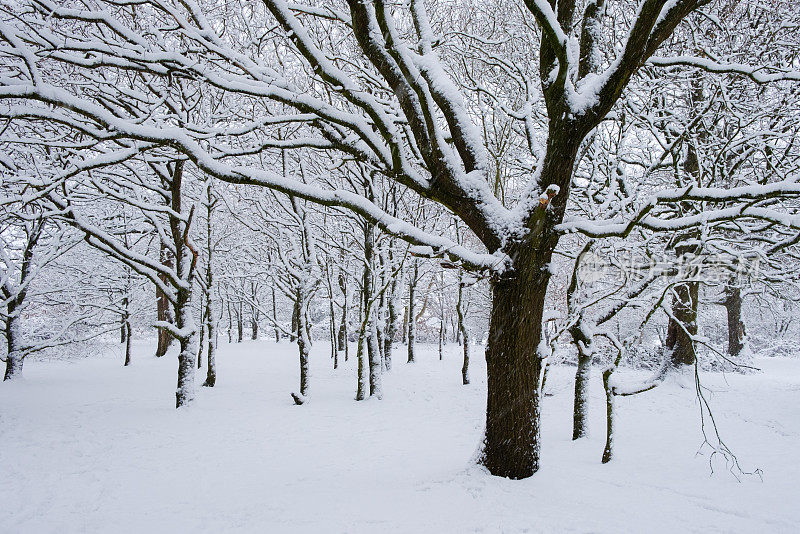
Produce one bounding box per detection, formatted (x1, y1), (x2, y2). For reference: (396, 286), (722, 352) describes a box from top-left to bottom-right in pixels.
(355, 273), (369, 401)
(368, 313), (382, 398)
(226, 299), (232, 343)
(325, 264), (339, 369)
(407, 261), (418, 364)
(401, 305), (408, 344)
(439, 268), (446, 361)
(272, 286), (280, 343)
(124, 321), (132, 367)
(236, 302), (243, 343)
(456, 271), (470, 385)
(250, 283), (259, 340)
(356, 320), (368, 401)
(202, 178), (217, 387)
(601, 367), (615, 463)
(203, 316), (217, 387)
(377, 260), (386, 371)
(330, 300), (338, 369)
(338, 270), (348, 360)
(197, 298), (205, 369)
(384, 273), (398, 372)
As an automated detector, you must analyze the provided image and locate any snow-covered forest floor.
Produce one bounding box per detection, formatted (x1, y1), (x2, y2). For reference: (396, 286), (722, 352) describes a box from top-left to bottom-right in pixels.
(1, 341), (798, 533)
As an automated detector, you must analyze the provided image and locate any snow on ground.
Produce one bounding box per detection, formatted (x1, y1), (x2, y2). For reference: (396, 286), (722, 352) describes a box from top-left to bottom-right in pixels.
(1, 340), (799, 533)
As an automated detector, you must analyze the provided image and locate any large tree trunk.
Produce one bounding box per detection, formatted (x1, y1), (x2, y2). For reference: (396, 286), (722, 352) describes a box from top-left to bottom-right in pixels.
(723, 283), (746, 358)
(174, 296), (198, 408)
(3, 351), (23, 381)
(477, 128), (575, 477)
(3, 314), (23, 380)
(479, 259), (550, 479)
(175, 332), (197, 408)
(664, 80), (704, 369)
(666, 280), (699, 367)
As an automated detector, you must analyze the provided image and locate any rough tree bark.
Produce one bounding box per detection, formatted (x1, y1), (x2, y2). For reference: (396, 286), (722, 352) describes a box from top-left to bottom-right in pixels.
(480, 247), (551, 478)
(155, 241), (173, 357)
(479, 128), (582, 478)
(666, 277), (699, 368)
(170, 161), (198, 408)
(3, 314), (23, 381)
(601, 366), (615, 463)
(236, 301), (243, 343)
(570, 317), (593, 440)
(202, 179), (217, 387)
(723, 283), (746, 358)
(291, 287), (310, 404)
(363, 220), (382, 398)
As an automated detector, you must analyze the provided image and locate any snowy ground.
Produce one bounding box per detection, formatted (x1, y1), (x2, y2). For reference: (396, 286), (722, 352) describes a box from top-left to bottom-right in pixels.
(1, 340), (799, 533)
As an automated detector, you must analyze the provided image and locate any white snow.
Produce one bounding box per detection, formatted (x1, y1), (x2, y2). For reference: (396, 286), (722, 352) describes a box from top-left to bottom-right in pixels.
(1, 341), (799, 533)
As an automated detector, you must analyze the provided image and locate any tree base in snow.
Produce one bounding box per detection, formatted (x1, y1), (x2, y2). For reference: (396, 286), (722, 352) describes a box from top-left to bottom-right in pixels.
(291, 392), (307, 405)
